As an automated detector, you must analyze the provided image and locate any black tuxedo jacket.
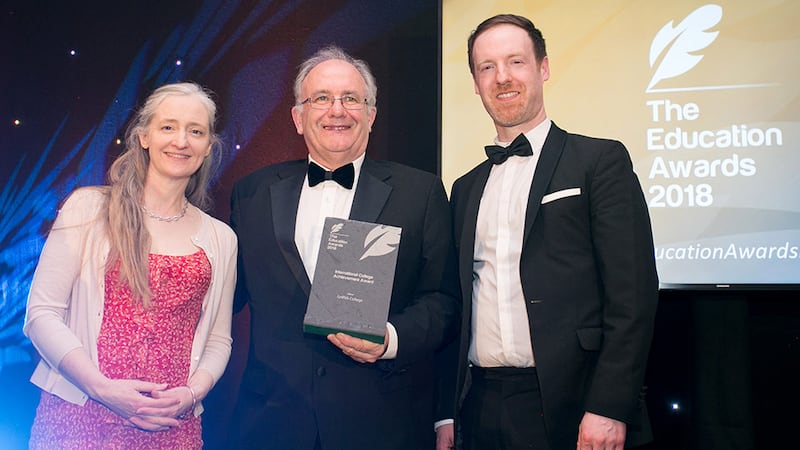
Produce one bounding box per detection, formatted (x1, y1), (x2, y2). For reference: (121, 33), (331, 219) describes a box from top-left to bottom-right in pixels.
(446, 123), (658, 448)
(231, 157), (460, 450)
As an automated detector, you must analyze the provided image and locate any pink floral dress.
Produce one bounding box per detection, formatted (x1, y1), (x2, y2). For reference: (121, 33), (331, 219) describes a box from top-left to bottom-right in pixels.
(30, 250), (211, 450)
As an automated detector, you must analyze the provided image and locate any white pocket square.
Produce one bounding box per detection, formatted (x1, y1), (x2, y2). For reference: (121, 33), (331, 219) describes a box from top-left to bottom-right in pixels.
(541, 187), (581, 204)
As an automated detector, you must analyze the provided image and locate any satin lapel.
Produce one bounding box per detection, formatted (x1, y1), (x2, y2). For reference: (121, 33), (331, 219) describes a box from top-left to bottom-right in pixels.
(348, 159), (392, 223)
(270, 162), (311, 293)
(522, 124), (567, 244)
(460, 162), (492, 308)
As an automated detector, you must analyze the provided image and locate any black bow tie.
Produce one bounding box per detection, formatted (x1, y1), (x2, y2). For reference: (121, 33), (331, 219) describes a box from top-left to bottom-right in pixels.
(484, 133), (533, 165)
(307, 161), (355, 189)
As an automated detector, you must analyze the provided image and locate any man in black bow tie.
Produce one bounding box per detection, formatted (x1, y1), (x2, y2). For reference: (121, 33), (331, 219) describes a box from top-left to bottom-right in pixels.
(436, 14), (659, 450)
(230, 45), (460, 450)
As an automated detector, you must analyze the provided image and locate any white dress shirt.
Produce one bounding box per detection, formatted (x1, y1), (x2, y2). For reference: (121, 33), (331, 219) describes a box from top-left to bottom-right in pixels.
(469, 119), (552, 368)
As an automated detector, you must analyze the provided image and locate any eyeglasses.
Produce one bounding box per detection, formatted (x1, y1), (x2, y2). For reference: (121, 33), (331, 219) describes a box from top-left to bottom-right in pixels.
(301, 94), (368, 110)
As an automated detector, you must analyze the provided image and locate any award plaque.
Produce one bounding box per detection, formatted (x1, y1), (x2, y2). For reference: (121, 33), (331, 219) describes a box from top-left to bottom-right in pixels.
(303, 218), (402, 344)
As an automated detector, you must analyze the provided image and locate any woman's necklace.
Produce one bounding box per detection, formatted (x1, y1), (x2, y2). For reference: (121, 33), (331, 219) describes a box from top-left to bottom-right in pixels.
(141, 198), (189, 223)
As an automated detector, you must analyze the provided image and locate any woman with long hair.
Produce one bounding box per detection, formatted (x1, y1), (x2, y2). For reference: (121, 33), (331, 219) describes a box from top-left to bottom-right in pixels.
(24, 82), (237, 449)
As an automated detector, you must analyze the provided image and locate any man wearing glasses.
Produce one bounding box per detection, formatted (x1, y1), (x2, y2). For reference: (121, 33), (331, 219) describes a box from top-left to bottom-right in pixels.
(230, 45), (460, 450)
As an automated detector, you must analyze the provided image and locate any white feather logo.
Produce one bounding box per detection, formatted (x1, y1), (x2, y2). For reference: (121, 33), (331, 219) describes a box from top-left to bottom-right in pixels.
(360, 225), (401, 261)
(647, 4), (722, 91)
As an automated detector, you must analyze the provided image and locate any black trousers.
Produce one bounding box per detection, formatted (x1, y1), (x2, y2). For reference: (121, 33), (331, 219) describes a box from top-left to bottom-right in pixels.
(461, 366), (551, 450)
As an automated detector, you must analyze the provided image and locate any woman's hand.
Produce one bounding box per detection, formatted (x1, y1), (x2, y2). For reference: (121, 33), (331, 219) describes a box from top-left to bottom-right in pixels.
(136, 385), (195, 421)
(92, 378), (181, 431)
(57, 349), (180, 431)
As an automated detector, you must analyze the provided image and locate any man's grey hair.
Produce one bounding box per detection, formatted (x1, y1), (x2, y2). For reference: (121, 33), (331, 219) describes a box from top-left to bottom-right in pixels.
(293, 45), (377, 109)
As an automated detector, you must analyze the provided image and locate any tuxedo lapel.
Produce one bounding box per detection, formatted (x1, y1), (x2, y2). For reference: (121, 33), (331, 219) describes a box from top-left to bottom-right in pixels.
(270, 161), (311, 293)
(460, 162), (492, 310)
(522, 124), (567, 244)
(349, 159), (392, 223)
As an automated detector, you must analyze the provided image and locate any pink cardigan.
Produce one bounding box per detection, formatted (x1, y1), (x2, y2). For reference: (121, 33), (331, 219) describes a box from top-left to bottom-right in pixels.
(23, 187), (237, 415)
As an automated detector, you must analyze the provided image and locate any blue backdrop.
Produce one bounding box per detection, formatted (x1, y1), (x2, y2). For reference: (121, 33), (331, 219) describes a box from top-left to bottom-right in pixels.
(0, 1), (440, 447)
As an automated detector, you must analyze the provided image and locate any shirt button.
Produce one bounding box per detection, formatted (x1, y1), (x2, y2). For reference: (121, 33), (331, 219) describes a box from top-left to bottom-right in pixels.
(317, 367), (326, 377)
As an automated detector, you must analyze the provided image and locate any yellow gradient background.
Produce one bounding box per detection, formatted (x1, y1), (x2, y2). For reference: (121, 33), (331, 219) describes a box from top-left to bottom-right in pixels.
(442, 0), (799, 190)
(442, 0), (800, 285)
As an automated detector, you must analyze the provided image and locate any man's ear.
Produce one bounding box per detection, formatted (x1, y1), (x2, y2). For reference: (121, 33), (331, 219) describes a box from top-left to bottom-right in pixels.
(539, 55), (550, 82)
(291, 106), (304, 135)
(366, 107), (377, 132)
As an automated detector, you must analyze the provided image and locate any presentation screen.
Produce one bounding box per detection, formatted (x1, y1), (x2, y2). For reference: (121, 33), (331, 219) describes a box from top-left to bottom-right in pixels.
(441, 1), (800, 289)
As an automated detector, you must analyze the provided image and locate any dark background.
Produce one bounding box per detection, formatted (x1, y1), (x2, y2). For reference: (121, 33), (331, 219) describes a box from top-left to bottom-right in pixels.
(1, 1), (797, 449)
